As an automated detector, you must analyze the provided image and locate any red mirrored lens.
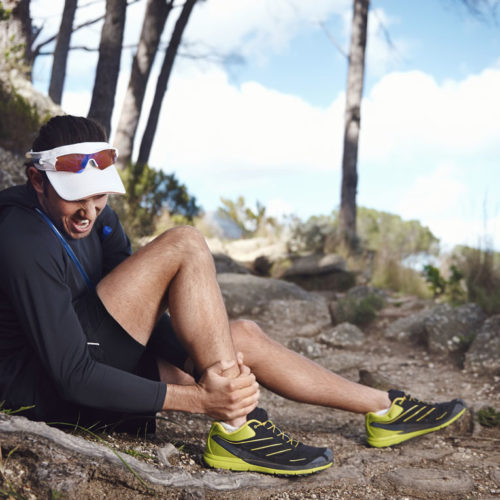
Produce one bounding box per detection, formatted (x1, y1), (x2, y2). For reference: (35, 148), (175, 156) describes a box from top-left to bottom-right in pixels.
(55, 149), (116, 172)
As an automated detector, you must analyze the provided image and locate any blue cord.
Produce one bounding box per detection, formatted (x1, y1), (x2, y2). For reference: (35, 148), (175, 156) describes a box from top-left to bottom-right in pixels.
(35, 208), (94, 289)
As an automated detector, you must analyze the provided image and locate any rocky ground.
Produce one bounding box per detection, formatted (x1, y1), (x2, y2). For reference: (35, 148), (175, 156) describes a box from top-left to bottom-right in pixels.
(0, 293), (498, 499)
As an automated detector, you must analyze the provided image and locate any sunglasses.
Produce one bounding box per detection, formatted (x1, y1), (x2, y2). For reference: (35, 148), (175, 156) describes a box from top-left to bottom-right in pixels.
(26, 142), (118, 173)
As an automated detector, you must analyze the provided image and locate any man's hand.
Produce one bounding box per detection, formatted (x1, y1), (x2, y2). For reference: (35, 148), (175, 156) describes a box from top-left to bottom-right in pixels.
(197, 355), (259, 421)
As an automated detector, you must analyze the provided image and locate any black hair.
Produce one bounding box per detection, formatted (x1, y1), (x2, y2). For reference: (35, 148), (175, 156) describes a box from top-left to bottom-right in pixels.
(32, 115), (107, 151)
(26, 115), (108, 184)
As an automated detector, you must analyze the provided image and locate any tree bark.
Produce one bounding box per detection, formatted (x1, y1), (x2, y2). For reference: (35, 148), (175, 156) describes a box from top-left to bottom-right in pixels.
(0, 0), (33, 73)
(87, 0), (127, 137)
(113, 0), (174, 170)
(338, 0), (369, 251)
(137, 0), (197, 167)
(48, 0), (78, 104)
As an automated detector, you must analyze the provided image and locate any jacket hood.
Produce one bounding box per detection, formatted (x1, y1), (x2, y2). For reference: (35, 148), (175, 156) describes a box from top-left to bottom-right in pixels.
(0, 184), (39, 213)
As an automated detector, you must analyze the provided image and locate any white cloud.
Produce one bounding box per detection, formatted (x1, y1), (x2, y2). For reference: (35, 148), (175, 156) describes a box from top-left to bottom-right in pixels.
(361, 67), (500, 162)
(396, 163), (467, 219)
(148, 67), (344, 174)
(186, 0), (350, 63)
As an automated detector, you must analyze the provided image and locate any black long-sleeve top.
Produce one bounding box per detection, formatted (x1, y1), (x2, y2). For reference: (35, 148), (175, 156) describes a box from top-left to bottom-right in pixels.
(0, 184), (166, 414)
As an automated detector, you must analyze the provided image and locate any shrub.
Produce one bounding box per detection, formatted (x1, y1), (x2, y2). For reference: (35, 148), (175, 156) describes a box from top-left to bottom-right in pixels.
(451, 244), (500, 314)
(334, 293), (385, 326)
(110, 162), (200, 245)
(477, 406), (500, 427)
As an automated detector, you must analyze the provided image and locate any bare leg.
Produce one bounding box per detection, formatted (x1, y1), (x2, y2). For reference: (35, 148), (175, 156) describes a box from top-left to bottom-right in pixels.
(97, 226), (244, 425)
(230, 320), (391, 414)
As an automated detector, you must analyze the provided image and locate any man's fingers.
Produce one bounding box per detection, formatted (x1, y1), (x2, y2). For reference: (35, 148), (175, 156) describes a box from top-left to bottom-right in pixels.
(208, 359), (235, 374)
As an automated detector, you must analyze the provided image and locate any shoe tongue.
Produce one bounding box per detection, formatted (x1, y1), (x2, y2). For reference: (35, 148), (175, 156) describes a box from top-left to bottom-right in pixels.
(388, 389), (405, 401)
(246, 407), (268, 422)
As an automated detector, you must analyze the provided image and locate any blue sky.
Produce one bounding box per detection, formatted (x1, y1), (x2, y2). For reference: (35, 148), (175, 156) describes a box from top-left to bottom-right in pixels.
(31, 0), (500, 250)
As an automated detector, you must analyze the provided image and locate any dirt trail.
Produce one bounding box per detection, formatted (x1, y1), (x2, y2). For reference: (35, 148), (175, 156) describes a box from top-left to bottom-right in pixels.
(1, 301), (499, 499)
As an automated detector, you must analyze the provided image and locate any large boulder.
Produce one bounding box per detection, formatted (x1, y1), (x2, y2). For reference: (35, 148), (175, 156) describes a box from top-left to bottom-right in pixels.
(217, 273), (331, 339)
(212, 253), (250, 274)
(383, 306), (436, 343)
(464, 314), (500, 375)
(422, 303), (486, 357)
(319, 322), (366, 349)
(278, 253), (355, 291)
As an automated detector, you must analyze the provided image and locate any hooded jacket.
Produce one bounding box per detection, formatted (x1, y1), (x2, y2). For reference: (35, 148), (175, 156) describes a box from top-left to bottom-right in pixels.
(0, 184), (166, 417)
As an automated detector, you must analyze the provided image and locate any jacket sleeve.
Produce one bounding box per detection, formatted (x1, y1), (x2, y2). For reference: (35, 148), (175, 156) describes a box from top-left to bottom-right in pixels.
(0, 219), (166, 413)
(97, 205), (133, 275)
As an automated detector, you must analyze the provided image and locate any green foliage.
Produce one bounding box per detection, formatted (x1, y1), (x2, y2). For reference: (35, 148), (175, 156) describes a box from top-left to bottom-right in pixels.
(112, 162), (200, 242)
(422, 264), (466, 304)
(357, 207), (440, 259)
(217, 196), (278, 238)
(0, 81), (44, 154)
(0, 4), (12, 21)
(371, 254), (431, 297)
(477, 406), (500, 427)
(289, 207), (439, 259)
(451, 245), (500, 314)
(335, 293), (385, 326)
(422, 264), (446, 297)
(288, 214), (336, 253)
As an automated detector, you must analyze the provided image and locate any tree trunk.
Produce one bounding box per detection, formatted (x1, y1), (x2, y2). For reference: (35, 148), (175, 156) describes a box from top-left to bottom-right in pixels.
(113, 0), (174, 170)
(87, 0), (127, 137)
(48, 0), (78, 104)
(0, 0), (33, 74)
(137, 0), (197, 167)
(338, 0), (369, 251)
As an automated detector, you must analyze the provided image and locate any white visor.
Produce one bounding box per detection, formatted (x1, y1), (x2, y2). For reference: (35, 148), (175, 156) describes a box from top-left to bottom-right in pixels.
(26, 142), (126, 201)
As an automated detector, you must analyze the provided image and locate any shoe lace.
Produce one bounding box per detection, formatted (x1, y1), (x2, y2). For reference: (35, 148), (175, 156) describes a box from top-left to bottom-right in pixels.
(256, 420), (300, 447)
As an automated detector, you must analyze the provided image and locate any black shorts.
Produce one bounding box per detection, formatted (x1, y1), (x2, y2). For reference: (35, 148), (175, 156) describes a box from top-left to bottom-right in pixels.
(74, 290), (188, 373)
(20, 291), (188, 434)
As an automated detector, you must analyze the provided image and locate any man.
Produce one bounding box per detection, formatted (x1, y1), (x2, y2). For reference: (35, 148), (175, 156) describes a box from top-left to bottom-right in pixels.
(0, 115), (466, 476)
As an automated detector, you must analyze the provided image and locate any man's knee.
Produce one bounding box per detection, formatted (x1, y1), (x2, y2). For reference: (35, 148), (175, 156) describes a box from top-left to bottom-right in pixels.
(157, 225), (213, 267)
(230, 319), (266, 346)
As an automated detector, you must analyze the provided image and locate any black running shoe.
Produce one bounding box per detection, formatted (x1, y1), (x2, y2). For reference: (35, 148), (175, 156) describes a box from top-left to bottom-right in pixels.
(366, 389), (467, 447)
(203, 408), (334, 475)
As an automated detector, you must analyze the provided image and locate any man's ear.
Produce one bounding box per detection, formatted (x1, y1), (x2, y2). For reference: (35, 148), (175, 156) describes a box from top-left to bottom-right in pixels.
(28, 166), (45, 195)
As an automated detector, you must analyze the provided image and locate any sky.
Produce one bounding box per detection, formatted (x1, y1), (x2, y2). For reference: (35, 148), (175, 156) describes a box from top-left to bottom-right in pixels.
(30, 0), (500, 251)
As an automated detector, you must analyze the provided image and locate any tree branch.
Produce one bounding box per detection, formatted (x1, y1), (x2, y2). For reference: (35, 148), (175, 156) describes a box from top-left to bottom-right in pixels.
(32, 0), (141, 59)
(318, 21), (348, 59)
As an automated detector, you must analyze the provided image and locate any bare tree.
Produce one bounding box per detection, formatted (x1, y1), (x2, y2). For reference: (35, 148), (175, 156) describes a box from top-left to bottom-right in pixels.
(87, 0), (127, 137)
(48, 0), (78, 104)
(338, 0), (369, 251)
(137, 0), (198, 167)
(113, 0), (174, 170)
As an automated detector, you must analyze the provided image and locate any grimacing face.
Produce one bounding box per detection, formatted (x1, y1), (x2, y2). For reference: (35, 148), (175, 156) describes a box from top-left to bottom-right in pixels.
(29, 167), (108, 240)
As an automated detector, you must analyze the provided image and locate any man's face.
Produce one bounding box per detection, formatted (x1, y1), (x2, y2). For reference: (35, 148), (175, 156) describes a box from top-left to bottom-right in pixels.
(30, 168), (108, 239)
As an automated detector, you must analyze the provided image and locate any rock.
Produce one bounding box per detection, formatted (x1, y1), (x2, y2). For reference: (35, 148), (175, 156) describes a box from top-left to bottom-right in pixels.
(0, 147), (25, 190)
(464, 314), (500, 375)
(358, 369), (394, 391)
(380, 467), (474, 495)
(346, 285), (387, 300)
(319, 322), (366, 349)
(223, 237), (288, 263)
(423, 303), (486, 356)
(287, 337), (323, 358)
(260, 299), (332, 338)
(383, 306), (435, 342)
(279, 253), (355, 291)
(217, 273), (314, 317)
(157, 443), (180, 466)
(212, 253), (250, 275)
(217, 273), (332, 338)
